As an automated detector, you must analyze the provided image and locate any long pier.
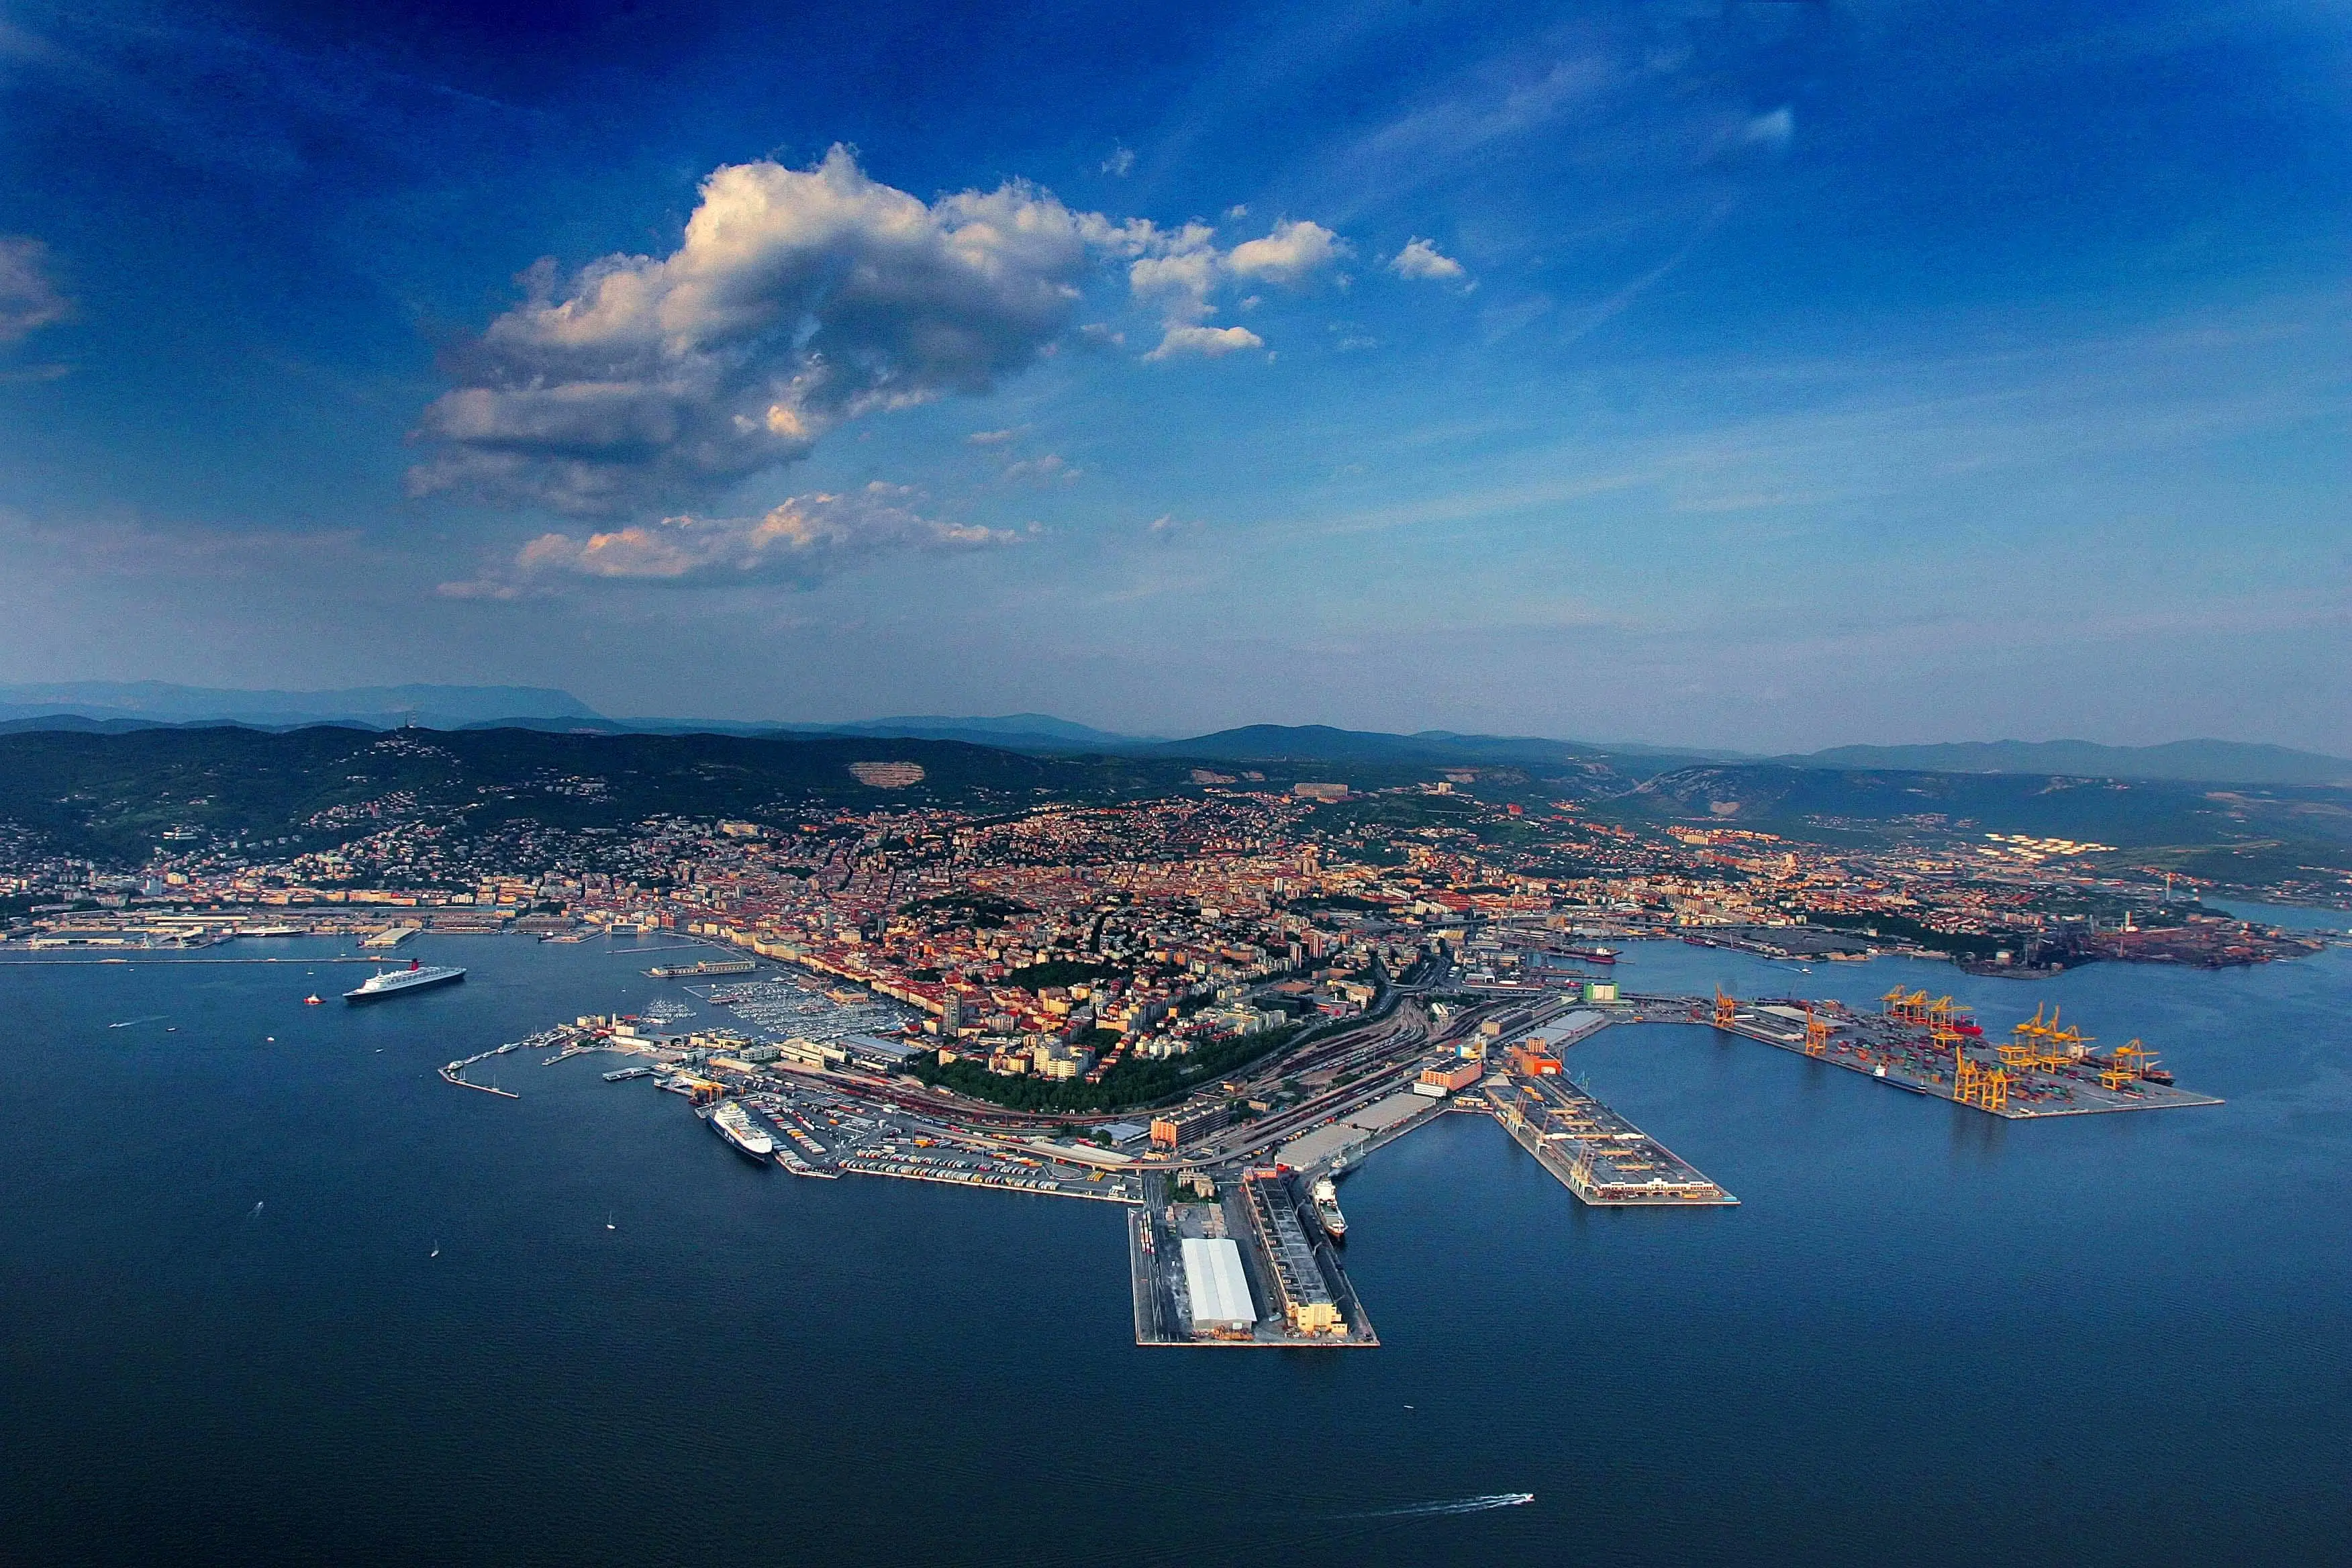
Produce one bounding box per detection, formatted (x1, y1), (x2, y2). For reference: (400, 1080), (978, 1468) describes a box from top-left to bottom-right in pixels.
(440, 1027), (570, 1099)
(0, 955), (411, 966)
(1690, 1003), (2225, 1119)
(1481, 1074), (1737, 1206)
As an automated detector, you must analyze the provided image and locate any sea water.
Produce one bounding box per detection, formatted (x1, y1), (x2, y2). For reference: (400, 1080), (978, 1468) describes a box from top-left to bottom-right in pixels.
(1, 930), (2347, 1566)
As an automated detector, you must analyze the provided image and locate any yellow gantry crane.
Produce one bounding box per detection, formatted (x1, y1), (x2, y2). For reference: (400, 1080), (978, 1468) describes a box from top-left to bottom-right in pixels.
(2001, 1003), (2051, 1068)
(1881, 986), (1934, 1024)
(1804, 1004), (1831, 1057)
(2045, 1016), (2092, 1051)
(1955, 1052), (2012, 1111)
(1715, 987), (1738, 1029)
(2101, 1038), (2157, 1090)
(2035, 1007), (2091, 1071)
(1930, 1022), (1966, 1081)
(2000, 1003), (2097, 1073)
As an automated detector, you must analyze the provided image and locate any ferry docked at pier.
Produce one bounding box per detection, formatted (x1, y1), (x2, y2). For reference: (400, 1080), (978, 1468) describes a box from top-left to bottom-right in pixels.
(344, 959), (467, 1003)
(1312, 1176), (1349, 1241)
(708, 1100), (777, 1163)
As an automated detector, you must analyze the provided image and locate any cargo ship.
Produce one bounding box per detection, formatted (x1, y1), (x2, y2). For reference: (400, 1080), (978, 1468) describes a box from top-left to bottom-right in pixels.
(1311, 1176), (1348, 1241)
(1560, 946), (1617, 965)
(707, 1099), (777, 1163)
(344, 959), (466, 1003)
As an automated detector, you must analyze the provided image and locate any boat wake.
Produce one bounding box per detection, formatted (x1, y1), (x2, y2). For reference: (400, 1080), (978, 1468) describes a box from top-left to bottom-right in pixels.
(1348, 1493), (1533, 1520)
(109, 1015), (167, 1029)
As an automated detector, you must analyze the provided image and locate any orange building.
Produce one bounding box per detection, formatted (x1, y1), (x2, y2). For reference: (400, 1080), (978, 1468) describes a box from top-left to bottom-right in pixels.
(1506, 1044), (1561, 1077)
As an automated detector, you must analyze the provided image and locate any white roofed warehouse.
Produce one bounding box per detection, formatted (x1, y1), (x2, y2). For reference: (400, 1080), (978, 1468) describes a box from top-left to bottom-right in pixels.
(1181, 1238), (1257, 1338)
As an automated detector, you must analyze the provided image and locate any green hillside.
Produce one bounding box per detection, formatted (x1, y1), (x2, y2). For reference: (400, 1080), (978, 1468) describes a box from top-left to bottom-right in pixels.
(0, 726), (1195, 861)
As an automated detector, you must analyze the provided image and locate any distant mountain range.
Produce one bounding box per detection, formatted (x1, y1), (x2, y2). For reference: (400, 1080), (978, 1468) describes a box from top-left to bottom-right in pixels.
(2, 683), (2345, 788)
(0, 681), (601, 732)
(1780, 739), (2352, 787)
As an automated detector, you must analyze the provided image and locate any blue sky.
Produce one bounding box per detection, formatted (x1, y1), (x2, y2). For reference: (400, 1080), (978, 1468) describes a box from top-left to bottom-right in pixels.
(0, 0), (2346, 748)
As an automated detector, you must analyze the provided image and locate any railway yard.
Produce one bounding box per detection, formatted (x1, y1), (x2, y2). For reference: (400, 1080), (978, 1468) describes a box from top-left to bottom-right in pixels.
(472, 936), (2224, 1350)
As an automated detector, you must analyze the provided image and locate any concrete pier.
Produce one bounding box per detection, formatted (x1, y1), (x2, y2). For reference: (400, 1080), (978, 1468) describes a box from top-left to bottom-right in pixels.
(1481, 1073), (1737, 1206)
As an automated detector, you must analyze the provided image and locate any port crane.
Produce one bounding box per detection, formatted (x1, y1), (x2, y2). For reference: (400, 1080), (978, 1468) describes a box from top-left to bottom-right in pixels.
(2100, 1038), (2158, 1090)
(2000, 1004), (2052, 1069)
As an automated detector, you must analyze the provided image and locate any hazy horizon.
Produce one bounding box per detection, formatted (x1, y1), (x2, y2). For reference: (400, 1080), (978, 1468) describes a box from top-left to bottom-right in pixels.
(7, 677), (2352, 763)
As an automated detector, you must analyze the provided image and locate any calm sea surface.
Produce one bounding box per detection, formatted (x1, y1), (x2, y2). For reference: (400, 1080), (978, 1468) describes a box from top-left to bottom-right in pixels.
(3, 927), (2348, 1567)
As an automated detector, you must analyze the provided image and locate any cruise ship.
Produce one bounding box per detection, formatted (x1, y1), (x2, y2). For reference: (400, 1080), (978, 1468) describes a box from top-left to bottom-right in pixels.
(708, 1100), (777, 1163)
(343, 959), (467, 1003)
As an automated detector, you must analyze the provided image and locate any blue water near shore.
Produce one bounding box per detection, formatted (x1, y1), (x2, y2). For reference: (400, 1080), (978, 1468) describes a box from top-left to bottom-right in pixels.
(3, 932), (2348, 1567)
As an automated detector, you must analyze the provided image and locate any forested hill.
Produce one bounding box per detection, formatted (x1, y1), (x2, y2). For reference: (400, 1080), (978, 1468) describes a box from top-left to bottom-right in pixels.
(0, 726), (1195, 861)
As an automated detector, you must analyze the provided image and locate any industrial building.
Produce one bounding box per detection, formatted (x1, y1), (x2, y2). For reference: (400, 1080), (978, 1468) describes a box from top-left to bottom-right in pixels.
(1150, 1099), (1234, 1150)
(1242, 1171), (1344, 1335)
(1275, 1120), (1366, 1170)
(1505, 1042), (1561, 1076)
(1180, 1238), (1256, 1337)
(840, 1034), (926, 1073)
(1416, 1058), (1485, 1097)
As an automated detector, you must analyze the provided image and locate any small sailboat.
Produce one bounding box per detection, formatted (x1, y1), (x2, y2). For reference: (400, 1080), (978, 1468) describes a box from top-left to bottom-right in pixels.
(303, 994), (324, 1006)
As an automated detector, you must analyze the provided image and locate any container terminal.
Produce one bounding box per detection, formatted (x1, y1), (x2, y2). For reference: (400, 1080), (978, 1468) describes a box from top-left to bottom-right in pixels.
(450, 957), (2219, 1349)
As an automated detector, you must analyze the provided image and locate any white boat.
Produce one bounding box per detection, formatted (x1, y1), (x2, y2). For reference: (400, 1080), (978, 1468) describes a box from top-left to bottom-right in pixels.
(709, 1100), (777, 1163)
(1312, 1176), (1349, 1241)
(344, 960), (466, 1002)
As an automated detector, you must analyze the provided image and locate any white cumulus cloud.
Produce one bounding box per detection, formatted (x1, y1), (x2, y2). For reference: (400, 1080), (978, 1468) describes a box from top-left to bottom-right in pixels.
(441, 483), (1012, 593)
(1121, 216), (1345, 363)
(1387, 237), (1465, 283)
(1001, 453), (1080, 484)
(0, 238), (70, 344)
(1144, 325), (1265, 361)
(413, 149), (1374, 509)
(1226, 219), (1348, 284)
(411, 146), (1106, 516)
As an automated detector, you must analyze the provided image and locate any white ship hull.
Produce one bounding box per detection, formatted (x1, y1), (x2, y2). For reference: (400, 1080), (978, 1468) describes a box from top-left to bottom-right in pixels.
(709, 1101), (776, 1163)
(344, 966), (467, 1003)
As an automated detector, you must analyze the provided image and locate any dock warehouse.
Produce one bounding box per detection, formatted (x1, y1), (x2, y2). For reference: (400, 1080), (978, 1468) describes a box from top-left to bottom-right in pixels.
(1275, 1122), (1367, 1170)
(1342, 1091), (1430, 1135)
(1522, 1012), (1609, 1050)
(840, 1034), (926, 1072)
(1181, 1238), (1257, 1336)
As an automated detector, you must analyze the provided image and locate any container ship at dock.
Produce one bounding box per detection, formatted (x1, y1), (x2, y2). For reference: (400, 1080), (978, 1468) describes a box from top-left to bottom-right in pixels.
(344, 959), (466, 1003)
